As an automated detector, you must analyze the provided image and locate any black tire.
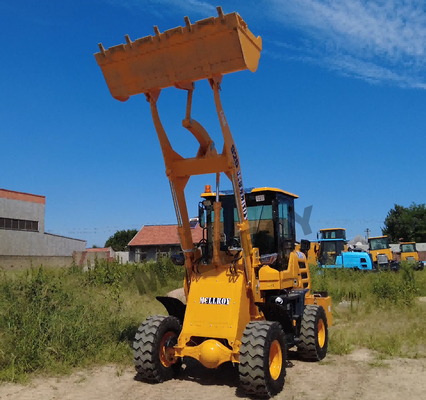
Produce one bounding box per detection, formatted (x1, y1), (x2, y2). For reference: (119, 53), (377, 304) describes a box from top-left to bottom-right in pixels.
(239, 321), (286, 398)
(133, 315), (181, 382)
(297, 305), (328, 361)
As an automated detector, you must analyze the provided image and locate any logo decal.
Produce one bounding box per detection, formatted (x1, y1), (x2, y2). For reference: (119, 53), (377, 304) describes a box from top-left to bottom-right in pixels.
(231, 145), (248, 220)
(200, 297), (231, 305)
(219, 110), (227, 127)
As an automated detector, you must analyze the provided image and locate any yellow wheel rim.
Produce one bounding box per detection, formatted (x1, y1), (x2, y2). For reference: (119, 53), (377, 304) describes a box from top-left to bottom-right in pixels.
(269, 340), (283, 380)
(318, 319), (326, 348)
(159, 332), (176, 367)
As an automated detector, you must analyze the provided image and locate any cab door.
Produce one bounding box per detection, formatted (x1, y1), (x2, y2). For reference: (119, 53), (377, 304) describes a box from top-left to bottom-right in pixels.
(276, 195), (296, 270)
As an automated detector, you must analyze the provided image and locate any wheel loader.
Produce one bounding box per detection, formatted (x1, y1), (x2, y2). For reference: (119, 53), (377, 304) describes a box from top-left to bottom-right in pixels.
(368, 235), (399, 271)
(400, 242), (424, 271)
(95, 7), (332, 398)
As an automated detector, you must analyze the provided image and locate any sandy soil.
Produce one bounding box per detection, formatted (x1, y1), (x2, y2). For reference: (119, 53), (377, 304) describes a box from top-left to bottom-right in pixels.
(1, 349), (425, 400)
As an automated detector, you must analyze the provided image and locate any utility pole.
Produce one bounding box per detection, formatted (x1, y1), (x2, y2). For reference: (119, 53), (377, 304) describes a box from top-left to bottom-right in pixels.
(365, 228), (370, 239)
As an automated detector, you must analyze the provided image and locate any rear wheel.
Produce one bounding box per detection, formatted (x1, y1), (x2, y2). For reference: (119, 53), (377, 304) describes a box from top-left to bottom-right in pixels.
(297, 305), (328, 361)
(133, 315), (181, 382)
(239, 321), (286, 398)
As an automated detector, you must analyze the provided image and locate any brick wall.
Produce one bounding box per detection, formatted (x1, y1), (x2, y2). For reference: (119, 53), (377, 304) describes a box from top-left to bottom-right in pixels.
(0, 255), (73, 270)
(73, 250), (114, 267)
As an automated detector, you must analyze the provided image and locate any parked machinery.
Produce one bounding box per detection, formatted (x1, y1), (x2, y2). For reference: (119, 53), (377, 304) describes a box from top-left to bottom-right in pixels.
(314, 228), (373, 271)
(95, 7), (332, 398)
(400, 242), (424, 271)
(368, 235), (399, 271)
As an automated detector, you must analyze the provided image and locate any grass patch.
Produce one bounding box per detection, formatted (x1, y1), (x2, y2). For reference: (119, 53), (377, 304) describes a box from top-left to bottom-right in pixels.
(368, 360), (390, 369)
(0, 257), (184, 383)
(310, 263), (426, 358)
(1, 258), (425, 382)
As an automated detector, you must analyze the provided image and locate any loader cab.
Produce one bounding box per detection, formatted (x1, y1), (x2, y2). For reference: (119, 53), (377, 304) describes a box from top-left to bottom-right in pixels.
(319, 228), (346, 241)
(316, 228), (347, 265)
(400, 242), (419, 261)
(368, 235), (393, 264)
(400, 242), (416, 253)
(368, 236), (390, 251)
(199, 187), (297, 270)
(318, 239), (345, 265)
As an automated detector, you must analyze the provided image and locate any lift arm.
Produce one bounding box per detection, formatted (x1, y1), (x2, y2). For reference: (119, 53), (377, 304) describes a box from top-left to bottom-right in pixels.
(95, 6), (262, 287)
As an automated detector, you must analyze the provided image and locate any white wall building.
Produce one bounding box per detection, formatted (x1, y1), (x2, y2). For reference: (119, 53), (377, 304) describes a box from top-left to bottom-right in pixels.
(0, 188), (86, 257)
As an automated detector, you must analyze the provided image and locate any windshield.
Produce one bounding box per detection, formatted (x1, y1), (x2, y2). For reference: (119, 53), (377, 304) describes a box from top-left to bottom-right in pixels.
(369, 237), (389, 251)
(321, 242), (337, 253)
(210, 201), (275, 255)
(319, 240), (344, 264)
(320, 229), (346, 240)
(205, 191), (295, 260)
(401, 243), (416, 253)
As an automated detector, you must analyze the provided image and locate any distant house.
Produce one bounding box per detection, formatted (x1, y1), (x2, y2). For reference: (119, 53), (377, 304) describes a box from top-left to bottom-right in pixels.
(73, 247), (115, 266)
(128, 222), (203, 262)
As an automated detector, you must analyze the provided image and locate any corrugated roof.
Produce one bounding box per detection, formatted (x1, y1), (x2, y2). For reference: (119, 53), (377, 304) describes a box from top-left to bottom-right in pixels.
(129, 224), (203, 246)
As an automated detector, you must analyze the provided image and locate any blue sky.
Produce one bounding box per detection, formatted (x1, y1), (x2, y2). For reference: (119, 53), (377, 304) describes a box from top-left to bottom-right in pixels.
(1, 0), (425, 247)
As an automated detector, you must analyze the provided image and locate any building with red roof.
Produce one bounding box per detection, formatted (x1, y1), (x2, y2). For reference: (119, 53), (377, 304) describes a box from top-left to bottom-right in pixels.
(128, 221), (203, 262)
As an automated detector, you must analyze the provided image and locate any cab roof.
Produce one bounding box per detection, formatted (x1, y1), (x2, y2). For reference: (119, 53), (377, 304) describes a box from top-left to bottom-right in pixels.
(368, 236), (388, 240)
(319, 228), (345, 231)
(201, 187), (299, 199)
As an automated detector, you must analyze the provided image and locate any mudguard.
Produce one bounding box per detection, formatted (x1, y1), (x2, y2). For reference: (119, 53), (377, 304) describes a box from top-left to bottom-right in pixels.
(156, 296), (186, 325)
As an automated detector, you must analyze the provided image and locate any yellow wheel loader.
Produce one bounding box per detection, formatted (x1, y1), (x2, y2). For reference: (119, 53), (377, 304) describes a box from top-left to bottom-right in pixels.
(368, 235), (399, 270)
(400, 242), (424, 270)
(95, 7), (332, 397)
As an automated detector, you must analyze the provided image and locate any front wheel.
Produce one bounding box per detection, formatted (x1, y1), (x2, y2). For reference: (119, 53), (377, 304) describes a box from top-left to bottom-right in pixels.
(133, 315), (181, 382)
(239, 321), (286, 398)
(297, 305), (328, 361)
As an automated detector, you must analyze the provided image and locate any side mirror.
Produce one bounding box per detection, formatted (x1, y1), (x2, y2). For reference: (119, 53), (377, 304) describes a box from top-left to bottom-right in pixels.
(198, 202), (205, 228)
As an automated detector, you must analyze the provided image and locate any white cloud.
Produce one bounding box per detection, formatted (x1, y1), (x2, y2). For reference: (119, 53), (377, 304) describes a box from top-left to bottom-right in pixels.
(267, 0), (426, 88)
(159, 0), (216, 14)
(114, 0), (216, 16)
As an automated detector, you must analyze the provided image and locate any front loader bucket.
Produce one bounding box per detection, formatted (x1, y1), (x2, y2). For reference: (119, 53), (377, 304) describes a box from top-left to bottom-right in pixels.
(94, 7), (262, 101)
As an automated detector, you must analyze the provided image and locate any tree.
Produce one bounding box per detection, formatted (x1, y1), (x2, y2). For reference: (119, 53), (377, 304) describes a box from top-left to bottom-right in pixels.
(382, 203), (426, 243)
(105, 229), (138, 251)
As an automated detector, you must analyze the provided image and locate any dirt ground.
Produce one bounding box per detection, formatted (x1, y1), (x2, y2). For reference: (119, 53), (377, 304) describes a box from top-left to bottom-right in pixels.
(1, 349), (425, 400)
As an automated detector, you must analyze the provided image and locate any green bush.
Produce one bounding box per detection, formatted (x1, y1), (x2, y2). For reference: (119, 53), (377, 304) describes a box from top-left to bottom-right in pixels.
(310, 263), (426, 357)
(0, 258), (184, 383)
(310, 263), (420, 307)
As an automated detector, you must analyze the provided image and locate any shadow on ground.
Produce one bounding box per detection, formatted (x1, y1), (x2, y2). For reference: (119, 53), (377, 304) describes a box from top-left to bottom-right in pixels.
(134, 354), (296, 398)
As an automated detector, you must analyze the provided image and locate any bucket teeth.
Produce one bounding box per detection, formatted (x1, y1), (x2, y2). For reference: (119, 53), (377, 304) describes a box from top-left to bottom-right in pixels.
(184, 16), (192, 32)
(98, 43), (105, 56)
(125, 34), (132, 47)
(217, 6), (225, 20)
(153, 25), (161, 38)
